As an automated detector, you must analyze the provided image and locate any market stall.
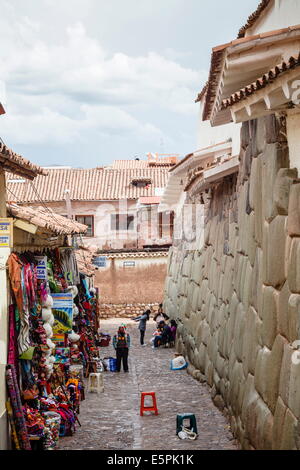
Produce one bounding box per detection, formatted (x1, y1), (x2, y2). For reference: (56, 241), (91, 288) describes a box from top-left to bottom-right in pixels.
(5, 205), (100, 450)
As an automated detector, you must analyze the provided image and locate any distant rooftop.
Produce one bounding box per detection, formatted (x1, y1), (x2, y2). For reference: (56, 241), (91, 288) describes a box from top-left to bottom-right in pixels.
(111, 153), (180, 169)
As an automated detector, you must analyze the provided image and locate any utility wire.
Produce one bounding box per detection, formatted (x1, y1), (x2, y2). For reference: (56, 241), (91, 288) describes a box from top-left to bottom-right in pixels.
(6, 181), (91, 272)
(29, 180), (71, 230)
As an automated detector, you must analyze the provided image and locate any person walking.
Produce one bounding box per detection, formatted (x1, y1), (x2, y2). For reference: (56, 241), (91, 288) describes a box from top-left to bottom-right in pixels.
(113, 326), (130, 372)
(133, 310), (151, 346)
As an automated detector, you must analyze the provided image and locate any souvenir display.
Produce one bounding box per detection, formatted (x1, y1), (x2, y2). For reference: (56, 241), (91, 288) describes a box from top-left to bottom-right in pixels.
(6, 247), (99, 450)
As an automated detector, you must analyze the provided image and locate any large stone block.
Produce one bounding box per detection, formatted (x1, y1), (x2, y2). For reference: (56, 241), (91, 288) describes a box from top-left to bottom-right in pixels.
(234, 303), (246, 362)
(241, 260), (253, 311)
(279, 344), (293, 407)
(228, 360), (245, 416)
(265, 334), (287, 414)
(280, 408), (298, 450)
(224, 292), (239, 359)
(249, 158), (263, 246)
(241, 121), (250, 149)
(274, 168), (298, 215)
(191, 284), (200, 313)
(288, 294), (300, 343)
(265, 114), (280, 144)
(244, 395), (272, 449)
(261, 286), (278, 349)
(288, 350), (300, 419)
(287, 238), (300, 294)
(276, 281), (291, 340)
(222, 256), (234, 302)
(254, 346), (270, 403)
(250, 247), (263, 314)
(287, 183), (300, 236)
(182, 253), (193, 278)
(251, 116), (266, 156)
(262, 216), (287, 288)
(190, 252), (204, 285)
(261, 143), (289, 222)
(242, 306), (262, 376)
(272, 396), (287, 449)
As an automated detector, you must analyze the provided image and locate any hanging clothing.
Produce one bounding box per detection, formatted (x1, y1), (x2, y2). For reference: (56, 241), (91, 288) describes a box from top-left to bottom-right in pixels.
(8, 254), (24, 316)
(7, 305), (19, 374)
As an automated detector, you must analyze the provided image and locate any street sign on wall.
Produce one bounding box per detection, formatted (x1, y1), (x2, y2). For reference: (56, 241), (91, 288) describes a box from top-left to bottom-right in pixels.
(123, 261), (136, 267)
(0, 218), (13, 247)
(35, 256), (48, 280)
(93, 256), (107, 268)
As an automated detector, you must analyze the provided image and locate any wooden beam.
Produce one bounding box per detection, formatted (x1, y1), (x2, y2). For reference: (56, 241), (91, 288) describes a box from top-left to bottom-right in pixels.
(0, 169), (7, 217)
(14, 219), (38, 234)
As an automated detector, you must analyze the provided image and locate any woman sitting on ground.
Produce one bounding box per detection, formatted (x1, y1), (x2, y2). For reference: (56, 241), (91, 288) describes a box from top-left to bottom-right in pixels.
(152, 321), (172, 349)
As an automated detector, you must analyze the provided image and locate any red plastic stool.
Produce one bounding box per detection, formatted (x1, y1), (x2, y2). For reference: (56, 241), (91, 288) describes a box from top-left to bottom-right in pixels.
(140, 392), (159, 416)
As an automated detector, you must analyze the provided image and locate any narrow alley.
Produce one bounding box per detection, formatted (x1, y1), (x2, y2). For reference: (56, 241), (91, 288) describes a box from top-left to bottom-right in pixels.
(58, 319), (237, 451)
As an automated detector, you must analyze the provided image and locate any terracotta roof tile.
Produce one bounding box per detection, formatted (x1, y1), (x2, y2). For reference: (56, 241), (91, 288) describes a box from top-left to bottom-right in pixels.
(0, 143), (47, 180)
(8, 203), (88, 235)
(237, 0), (273, 38)
(195, 82), (208, 103)
(112, 158), (177, 169)
(199, 24), (300, 121)
(221, 54), (300, 109)
(7, 167), (170, 203)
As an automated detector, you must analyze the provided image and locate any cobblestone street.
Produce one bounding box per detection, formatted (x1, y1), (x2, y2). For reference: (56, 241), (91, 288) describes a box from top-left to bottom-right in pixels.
(58, 319), (237, 451)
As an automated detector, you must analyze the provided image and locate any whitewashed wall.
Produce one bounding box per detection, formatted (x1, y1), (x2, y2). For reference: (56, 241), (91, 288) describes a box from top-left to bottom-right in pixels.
(246, 0), (300, 37)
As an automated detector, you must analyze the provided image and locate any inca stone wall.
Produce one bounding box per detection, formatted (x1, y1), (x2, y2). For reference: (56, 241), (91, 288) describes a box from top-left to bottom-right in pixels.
(164, 114), (300, 450)
(99, 302), (160, 319)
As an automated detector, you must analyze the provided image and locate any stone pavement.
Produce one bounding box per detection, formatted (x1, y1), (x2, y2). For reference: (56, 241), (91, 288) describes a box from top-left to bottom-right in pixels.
(58, 319), (237, 451)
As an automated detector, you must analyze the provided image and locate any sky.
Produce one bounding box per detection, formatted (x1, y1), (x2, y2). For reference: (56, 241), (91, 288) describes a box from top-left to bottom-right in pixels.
(0, 0), (259, 168)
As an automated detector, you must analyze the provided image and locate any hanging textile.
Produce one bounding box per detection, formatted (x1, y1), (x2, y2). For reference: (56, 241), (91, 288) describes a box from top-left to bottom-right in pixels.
(7, 305), (19, 375)
(6, 365), (31, 451)
(8, 254), (24, 317)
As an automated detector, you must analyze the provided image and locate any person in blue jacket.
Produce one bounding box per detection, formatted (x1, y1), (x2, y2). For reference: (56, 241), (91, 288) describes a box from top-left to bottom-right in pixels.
(132, 310), (151, 346)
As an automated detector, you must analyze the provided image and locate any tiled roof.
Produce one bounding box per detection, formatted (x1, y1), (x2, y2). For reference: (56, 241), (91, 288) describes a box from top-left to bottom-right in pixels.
(195, 82), (208, 103)
(0, 103), (5, 115)
(238, 0), (272, 38)
(0, 143), (47, 180)
(75, 248), (97, 276)
(8, 203), (88, 235)
(111, 158), (177, 169)
(222, 54), (300, 109)
(200, 24), (300, 121)
(170, 141), (230, 174)
(112, 160), (150, 169)
(7, 167), (170, 203)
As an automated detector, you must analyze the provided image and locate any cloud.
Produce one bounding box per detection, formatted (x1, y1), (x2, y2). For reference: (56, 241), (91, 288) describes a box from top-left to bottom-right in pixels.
(0, 5), (206, 152)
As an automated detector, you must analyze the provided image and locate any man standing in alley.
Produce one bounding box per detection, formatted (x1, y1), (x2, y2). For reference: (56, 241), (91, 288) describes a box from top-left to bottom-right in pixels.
(113, 326), (130, 373)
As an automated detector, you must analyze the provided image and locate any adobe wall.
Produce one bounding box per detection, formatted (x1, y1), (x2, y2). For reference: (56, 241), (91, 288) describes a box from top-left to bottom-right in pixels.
(99, 302), (160, 319)
(164, 114), (300, 450)
(96, 256), (168, 304)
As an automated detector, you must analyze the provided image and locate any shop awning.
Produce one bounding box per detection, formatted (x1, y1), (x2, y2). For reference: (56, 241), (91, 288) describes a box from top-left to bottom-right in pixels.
(7, 203), (88, 236)
(0, 143), (47, 180)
